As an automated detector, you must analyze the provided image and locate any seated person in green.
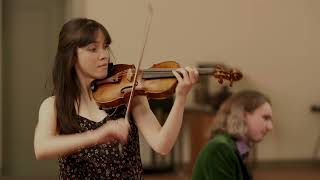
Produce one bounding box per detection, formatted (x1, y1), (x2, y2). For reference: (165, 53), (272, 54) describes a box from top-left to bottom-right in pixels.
(192, 90), (273, 180)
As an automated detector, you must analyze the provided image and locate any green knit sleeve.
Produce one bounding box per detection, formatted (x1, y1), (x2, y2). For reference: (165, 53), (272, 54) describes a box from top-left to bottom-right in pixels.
(192, 140), (238, 180)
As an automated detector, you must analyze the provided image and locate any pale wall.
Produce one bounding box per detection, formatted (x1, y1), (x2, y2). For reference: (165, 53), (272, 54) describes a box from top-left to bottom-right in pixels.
(66, 0), (320, 161)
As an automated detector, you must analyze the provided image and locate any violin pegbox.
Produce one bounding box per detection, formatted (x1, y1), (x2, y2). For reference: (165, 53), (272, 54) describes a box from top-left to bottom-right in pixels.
(213, 65), (243, 87)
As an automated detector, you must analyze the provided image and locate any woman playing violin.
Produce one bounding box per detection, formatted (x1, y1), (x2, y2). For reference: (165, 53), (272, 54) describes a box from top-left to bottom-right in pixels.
(33, 17), (199, 179)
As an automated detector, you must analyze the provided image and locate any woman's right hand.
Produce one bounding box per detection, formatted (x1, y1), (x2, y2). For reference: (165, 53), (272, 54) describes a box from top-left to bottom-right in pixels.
(94, 118), (130, 144)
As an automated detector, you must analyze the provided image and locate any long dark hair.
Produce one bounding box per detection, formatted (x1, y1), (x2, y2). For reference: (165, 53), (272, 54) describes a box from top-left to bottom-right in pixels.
(52, 18), (111, 134)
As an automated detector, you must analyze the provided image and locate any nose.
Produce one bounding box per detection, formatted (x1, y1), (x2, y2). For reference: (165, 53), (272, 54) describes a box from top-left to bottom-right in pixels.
(266, 121), (273, 132)
(99, 49), (110, 62)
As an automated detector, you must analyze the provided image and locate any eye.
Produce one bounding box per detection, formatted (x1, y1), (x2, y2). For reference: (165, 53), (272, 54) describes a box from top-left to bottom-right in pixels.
(88, 47), (97, 52)
(263, 115), (272, 121)
(86, 44), (98, 52)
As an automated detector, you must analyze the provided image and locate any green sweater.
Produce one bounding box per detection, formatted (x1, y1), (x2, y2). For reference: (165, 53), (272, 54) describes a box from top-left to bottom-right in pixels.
(192, 133), (250, 180)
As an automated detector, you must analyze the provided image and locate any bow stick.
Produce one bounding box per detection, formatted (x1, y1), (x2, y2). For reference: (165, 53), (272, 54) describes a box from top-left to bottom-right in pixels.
(124, 1), (154, 120)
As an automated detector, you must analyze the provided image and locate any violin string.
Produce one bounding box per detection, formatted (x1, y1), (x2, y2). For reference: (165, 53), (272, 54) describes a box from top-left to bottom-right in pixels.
(113, 67), (225, 80)
(113, 68), (225, 81)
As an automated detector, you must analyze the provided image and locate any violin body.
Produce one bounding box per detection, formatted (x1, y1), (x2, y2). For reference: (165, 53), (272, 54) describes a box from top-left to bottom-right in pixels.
(92, 61), (181, 109)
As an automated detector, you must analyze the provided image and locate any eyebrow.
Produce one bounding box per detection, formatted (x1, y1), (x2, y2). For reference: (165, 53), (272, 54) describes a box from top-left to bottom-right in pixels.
(93, 40), (106, 44)
(87, 41), (107, 47)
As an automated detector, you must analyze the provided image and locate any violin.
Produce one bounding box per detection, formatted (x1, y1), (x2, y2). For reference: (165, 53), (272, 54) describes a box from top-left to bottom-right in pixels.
(91, 61), (242, 110)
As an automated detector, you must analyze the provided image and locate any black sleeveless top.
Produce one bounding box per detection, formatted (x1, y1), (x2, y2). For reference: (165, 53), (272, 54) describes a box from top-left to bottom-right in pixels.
(58, 106), (143, 180)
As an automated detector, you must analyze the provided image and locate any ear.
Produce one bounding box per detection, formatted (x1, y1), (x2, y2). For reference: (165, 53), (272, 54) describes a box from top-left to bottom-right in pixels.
(243, 111), (250, 122)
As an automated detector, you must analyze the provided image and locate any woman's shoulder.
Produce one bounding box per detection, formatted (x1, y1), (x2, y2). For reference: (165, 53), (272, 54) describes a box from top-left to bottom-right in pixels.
(37, 96), (57, 126)
(40, 96), (55, 106)
(39, 96), (55, 113)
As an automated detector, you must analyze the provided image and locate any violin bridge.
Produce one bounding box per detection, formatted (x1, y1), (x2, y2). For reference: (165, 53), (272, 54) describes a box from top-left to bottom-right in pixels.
(127, 68), (135, 82)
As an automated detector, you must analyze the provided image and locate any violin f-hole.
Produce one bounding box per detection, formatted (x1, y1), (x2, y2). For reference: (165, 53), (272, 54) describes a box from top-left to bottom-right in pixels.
(121, 86), (133, 94)
(120, 82), (139, 94)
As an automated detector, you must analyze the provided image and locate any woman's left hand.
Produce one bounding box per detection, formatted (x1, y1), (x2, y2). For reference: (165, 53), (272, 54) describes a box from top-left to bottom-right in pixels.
(172, 66), (199, 98)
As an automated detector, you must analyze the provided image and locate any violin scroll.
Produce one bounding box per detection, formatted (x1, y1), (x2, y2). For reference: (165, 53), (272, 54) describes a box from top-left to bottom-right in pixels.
(213, 65), (243, 87)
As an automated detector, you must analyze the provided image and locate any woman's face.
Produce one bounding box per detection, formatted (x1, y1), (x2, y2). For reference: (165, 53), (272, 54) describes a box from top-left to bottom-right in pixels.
(75, 29), (110, 82)
(244, 102), (273, 143)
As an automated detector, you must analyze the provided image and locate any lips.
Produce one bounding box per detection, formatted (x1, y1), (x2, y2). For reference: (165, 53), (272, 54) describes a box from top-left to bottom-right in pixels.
(98, 64), (108, 68)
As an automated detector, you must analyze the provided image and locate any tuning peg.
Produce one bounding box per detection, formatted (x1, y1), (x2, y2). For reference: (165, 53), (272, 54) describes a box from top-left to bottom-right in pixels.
(229, 81), (233, 87)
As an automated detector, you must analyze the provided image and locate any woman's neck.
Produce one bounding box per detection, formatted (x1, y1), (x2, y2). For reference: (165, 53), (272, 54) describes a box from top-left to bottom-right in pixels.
(77, 75), (94, 101)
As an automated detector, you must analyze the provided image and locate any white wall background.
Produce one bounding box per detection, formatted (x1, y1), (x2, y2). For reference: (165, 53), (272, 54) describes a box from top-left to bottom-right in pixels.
(64, 0), (320, 161)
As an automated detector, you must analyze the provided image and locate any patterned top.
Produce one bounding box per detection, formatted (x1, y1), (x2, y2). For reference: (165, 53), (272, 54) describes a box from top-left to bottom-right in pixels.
(58, 106), (143, 180)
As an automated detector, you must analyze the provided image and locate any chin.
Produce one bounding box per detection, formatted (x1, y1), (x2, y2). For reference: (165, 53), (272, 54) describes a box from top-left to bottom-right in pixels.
(248, 134), (263, 143)
(254, 136), (264, 143)
(95, 73), (108, 80)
